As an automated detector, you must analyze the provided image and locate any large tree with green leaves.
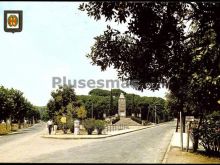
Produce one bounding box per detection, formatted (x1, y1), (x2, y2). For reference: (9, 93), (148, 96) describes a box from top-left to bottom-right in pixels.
(0, 86), (40, 127)
(46, 85), (80, 120)
(79, 2), (220, 125)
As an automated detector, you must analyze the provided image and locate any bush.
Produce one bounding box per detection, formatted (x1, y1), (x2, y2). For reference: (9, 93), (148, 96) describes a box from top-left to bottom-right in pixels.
(95, 120), (106, 135)
(0, 123), (8, 135)
(66, 119), (75, 133)
(11, 123), (19, 131)
(192, 111), (220, 156)
(6, 123), (11, 132)
(131, 116), (142, 124)
(112, 116), (120, 124)
(83, 118), (95, 135)
(67, 122), (74, 133)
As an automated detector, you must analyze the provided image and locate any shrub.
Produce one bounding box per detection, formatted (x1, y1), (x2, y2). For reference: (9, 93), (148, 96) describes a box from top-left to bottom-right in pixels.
(83, 118), (95, 135)
(112, 116), (120, 124)
(0, 123), (8, 135)
(66, 119), (75, 133)
(131, 116), (142, 124)
(11, 124), (19, 131)
(6, 123), (11, 132)
(95, 120), (106, 135)
(192, 111), (220, 156)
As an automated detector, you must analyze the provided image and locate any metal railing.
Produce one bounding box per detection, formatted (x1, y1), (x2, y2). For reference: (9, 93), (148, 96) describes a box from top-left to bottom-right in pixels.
(105, 124), (129, 132)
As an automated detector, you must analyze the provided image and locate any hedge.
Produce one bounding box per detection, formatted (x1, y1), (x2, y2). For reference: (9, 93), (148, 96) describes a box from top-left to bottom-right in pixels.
(112, 116), (120, 124)
(131, 116), (142, 124)
(0, 123), (8, 135)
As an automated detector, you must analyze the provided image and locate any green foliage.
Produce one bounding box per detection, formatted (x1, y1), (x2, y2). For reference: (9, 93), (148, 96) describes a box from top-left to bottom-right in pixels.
(80, 2), (220, 128)
(77, 94), (112, 119)
(0, 123), (8, 135)
(192, 111), (220, 156)
(46, 85), (80, 122)
(112, 116), (120, 124)
(0, 85), (40, 124)
(66, 118), (75, 133)
(37, 106), (50, 121)
(77, 106), (87, 120)
(77, 88), (168, 122)
(95, 120), (106, 134)
(207, 111), (220, 121)
(11, 124), (18, 131)
(131, 116), (142, 125)
(89, 89), (110, 96)
(111, 89), (126, 97)
(83, 118), (96, 135)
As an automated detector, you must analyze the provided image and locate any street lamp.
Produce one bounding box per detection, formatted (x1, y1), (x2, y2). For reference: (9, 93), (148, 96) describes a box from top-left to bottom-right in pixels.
(155, 105), (157, 124)
(92, 102), (94, 119)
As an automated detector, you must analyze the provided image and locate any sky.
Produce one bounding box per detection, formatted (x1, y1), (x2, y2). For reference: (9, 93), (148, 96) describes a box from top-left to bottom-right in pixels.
(0, 2), (168, 106)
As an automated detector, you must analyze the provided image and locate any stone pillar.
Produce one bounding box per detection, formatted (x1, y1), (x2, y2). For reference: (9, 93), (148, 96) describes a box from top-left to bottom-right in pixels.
(118, 93), (126, 117)
(74, 119), (80, 135)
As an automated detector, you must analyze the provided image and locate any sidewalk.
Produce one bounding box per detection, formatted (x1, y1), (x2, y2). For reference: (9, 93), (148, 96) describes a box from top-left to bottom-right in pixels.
(41, 124), (159, 139)
(163, 132), (220, 164)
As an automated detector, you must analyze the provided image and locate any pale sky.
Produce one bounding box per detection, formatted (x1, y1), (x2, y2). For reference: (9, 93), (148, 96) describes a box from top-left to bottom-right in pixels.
(0, 2), (168, 106)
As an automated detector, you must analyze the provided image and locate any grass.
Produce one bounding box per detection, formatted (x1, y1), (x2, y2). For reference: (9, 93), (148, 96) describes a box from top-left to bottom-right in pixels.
(166, 147), (220, 164)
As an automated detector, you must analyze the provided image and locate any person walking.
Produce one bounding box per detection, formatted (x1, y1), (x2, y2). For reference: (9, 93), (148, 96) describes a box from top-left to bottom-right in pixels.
(47, 119), (53, 135)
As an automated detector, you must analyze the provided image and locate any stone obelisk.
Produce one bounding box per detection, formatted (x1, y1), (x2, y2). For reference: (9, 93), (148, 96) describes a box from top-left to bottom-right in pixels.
(118, 93), (126, 117)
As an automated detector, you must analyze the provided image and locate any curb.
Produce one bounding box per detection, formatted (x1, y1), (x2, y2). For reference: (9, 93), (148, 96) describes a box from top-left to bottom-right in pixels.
(162, 131), (174, 163)
(41, 124), (157, 139)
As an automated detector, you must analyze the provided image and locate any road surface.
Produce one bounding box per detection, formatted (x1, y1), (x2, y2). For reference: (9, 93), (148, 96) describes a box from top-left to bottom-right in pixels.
(0, 121), (175, 163)
(0, 122), (46, 145)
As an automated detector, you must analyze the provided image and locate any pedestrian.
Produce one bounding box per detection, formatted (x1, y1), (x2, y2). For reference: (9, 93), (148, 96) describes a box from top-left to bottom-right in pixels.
(47, 119), (53, 135)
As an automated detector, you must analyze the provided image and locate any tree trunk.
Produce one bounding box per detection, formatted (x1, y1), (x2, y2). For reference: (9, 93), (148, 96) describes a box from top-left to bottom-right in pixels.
(183, 115), (186, 133)
(176, 117), (179, 132)
(18, 120), (21, 129)
(9, 115), (12, 128)
(193, 112), (204, 152)
(147, 108), (150, 121)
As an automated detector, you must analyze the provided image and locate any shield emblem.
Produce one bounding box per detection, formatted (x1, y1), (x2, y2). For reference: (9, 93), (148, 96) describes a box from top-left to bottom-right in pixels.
(4, 10), (23, 33)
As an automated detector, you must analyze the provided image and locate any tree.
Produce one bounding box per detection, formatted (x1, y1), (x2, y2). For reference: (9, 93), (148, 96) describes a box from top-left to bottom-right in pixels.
(46, 85), (79, 120)
(77, 106), (87, 120)
(79, 2), (220, 127)
(77, 88), (168, 121)
(89, 89), (110, 96)
(111, 89), (126, 97)
(0, 85), (38, 128)
(79, 2), (188, 90)
(37, 106), (49, 121)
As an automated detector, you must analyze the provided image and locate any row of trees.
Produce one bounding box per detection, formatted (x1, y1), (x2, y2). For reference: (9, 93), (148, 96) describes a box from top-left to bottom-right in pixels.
(45, 86), (170, 125)
(79, 88), (170, 122)
(0, 86), (40, 127)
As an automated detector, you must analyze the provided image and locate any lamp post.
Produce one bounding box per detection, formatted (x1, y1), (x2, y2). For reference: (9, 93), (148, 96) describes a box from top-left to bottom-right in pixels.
(92, 102), (94, 119)
(154, 105), (157, 124)
(109, 89), (113, 117)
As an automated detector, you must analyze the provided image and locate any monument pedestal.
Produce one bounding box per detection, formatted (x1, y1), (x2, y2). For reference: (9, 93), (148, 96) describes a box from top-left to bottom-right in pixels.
(119, 112), (126, 117)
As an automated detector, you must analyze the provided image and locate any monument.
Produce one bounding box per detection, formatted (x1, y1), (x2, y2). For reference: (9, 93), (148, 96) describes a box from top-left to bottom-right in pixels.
(118, 93), (126, 117)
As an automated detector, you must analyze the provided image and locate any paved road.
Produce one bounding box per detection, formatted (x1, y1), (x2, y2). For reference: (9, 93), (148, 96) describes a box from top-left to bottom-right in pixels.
(0, 122), (46, 145)
(33, 122), (175, 163)
(0, 121), (175, 163)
